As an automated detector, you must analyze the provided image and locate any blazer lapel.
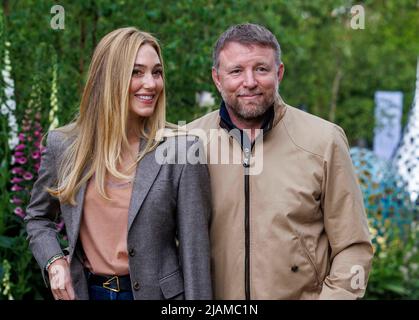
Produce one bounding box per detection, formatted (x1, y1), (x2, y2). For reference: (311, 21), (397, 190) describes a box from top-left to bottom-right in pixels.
(127, 141), (162, 232)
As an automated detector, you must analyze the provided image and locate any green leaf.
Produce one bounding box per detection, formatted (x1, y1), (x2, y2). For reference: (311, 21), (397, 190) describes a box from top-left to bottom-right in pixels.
(0, 235), (16, 249)
(383, 283), (409, 295)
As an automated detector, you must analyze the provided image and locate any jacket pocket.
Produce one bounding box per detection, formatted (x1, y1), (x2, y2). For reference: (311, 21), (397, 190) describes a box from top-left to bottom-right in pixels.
(295, 232), (322, 286)
(159, 269), (185, 299)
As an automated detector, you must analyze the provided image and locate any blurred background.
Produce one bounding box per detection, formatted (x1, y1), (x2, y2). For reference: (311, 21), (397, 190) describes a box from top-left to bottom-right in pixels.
(0, 0), (418, 299)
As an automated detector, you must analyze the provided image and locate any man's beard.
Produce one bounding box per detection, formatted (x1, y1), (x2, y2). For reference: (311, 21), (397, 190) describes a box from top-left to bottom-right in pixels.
(222, 92), (275, 122)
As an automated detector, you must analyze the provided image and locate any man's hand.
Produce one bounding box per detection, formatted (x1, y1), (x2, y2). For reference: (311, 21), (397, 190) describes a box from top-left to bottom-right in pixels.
(47, 256), (75, 300)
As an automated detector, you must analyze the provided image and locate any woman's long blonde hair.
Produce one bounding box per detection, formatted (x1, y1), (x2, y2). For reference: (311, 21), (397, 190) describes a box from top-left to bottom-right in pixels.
(48, 27), (166, 205)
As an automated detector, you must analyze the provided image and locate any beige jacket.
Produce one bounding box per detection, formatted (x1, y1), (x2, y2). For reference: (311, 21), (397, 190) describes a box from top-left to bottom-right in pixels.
(188, 97), (373, 299)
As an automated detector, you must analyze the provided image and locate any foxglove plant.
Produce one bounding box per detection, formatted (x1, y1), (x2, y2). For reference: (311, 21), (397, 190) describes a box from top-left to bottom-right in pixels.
(9, 60), (65, 234)
(48, 53), (59, 131)
(9, 106), (44, 219)
(0, 39), (18, 149)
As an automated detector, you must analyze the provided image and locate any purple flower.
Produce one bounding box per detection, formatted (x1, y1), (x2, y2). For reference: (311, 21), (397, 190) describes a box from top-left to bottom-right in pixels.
(15, 157), (27, 165)
(11, 167), (24, 174)
(14, 151), (25, 157)
(18, 133), (25, 141)
(11, 177), (23, 183)
(34, 130), (41, 137)
(11, 196), (23, 205)
(23, 172), (34, 180)
(11, 184), (23, 192)
(31, 151), (40, 159)
(14, 207), (25, 218)
(34, 163), (40, 172)
(15, 144), (26, 151)
(56, 220), (65, 232)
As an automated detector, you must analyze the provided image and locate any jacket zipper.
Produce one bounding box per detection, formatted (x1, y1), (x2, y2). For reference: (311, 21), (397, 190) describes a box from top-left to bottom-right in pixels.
(222, 119), (271, 300)
(243, 145), (251, 300)
(243, 132), (267, 300)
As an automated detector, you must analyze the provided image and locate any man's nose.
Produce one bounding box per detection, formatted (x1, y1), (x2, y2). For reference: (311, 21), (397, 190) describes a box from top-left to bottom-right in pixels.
(243, 70), (257, 88)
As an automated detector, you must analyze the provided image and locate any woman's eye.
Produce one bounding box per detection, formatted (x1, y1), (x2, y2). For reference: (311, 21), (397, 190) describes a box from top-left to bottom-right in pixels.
(153, 69), (163, 76)
(132, 69), (144, 77)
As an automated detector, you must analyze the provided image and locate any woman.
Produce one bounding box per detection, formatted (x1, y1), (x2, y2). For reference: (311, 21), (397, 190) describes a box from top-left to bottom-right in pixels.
(24, 27), (212, 300)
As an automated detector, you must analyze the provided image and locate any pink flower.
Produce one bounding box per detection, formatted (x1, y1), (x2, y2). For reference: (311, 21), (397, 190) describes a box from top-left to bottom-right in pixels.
(34, 130), (41, 137)
(11, 184), (23, 191)
(14, 207), (25, 218)
(31, 151), (40, 159)
(23, 172), (34, 180)
(27, 136), (33, 142)
(56, 220), (65, 232)
(18, 133), (26, 141)
(11, 167), (24, 174)
(11, 196), (23, 205)
(23, 125), (31, 131)
(15, 157), (27, 165)
(11, 177), (23, 183)
(34, 163), (40, 172)
(14, 151), (25, 157)
(15, 144), (26, 151)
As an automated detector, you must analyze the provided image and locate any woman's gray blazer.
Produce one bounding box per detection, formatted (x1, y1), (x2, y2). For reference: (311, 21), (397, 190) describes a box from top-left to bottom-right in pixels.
(24, 130), (213, 300)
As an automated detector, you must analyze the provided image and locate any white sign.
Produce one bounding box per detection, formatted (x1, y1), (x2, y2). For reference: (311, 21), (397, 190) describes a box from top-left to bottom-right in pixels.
(373, 91), (403, 160)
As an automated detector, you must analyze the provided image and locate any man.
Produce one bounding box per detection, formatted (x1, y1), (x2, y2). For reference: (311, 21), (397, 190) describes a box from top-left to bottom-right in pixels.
(188, 23), (373, 299)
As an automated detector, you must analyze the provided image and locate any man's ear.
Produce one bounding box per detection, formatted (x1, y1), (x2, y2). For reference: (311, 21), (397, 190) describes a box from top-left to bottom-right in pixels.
(212, 67), (222, 92)
(277, 63), (285, 83)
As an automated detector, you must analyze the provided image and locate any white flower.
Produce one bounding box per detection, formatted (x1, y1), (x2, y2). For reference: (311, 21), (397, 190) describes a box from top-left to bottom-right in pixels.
(399, 266), (409, 281)
(196, 91), (215, 108)
(410, 263), (418, 272)
(49, 58), (59, 131)
(1, 42), (18, 149)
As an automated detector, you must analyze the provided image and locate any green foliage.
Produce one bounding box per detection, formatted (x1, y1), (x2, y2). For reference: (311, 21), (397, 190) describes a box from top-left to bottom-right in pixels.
(4, 1), (418, 135)
(365, 218), (419, 299)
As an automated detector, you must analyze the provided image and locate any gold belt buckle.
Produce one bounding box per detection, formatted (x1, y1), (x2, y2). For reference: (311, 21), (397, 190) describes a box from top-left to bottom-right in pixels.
(103, 276), (120, 293)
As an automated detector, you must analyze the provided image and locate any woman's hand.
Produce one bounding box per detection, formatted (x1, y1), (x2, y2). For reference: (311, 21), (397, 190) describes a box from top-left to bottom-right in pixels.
(47, 256), (76, 300)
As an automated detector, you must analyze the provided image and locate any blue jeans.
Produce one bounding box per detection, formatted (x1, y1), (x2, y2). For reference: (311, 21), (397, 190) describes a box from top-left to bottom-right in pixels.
(88, 284), (134, 300)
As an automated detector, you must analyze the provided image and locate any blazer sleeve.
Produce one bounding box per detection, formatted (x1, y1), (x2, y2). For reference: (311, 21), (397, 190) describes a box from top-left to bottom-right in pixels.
(318, 125), (374, 299)
(176, 137), (213, 300)
(24, 131), (63, 284)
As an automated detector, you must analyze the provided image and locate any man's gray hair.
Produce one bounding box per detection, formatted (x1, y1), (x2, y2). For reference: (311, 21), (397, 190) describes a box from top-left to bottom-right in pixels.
(212, 23), (282, 70)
